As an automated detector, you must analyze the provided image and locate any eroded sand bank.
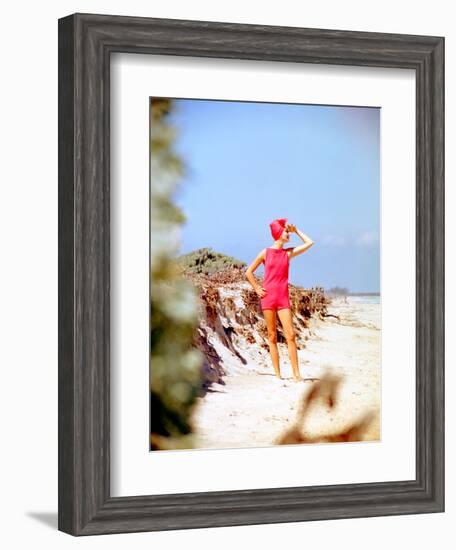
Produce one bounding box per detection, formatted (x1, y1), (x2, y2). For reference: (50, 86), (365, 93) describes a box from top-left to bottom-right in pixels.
(192, 296), (381, 449)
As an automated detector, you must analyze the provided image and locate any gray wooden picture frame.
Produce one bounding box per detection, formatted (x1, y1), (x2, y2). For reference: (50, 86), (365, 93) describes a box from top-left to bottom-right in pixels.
(58, 12), (445, 536)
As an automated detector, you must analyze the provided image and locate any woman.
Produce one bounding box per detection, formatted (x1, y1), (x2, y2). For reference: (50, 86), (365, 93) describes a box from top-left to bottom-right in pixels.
(246, 218), (315, 382)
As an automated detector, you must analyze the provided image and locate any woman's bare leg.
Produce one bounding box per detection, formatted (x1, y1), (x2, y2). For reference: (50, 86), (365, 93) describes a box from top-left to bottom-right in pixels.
(263, 309), (281, 378)
(277, 308), (302, 381)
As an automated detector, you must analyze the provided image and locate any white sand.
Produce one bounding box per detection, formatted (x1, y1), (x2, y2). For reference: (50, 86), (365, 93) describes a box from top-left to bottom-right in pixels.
(192, 296), (381, 449)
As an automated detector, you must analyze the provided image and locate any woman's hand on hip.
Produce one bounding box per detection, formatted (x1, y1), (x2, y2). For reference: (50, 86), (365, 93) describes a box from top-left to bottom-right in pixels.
(256, 286), (267, 298)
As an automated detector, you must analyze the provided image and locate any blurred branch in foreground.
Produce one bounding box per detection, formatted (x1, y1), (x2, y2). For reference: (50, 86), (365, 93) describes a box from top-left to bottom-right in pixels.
(276, 370), (377, 445)
(149, 98), (204, 451)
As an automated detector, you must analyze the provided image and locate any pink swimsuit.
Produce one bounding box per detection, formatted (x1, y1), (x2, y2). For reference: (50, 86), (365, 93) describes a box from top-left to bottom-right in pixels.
(260, 247), (292, 311)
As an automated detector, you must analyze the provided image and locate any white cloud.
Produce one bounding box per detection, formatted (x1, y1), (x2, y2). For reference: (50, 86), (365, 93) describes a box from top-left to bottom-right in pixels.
(357, 231), (379, 246)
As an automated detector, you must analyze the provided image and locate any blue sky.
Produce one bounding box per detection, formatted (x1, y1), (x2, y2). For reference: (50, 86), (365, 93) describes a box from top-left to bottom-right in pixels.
(164, 98), (380, 293)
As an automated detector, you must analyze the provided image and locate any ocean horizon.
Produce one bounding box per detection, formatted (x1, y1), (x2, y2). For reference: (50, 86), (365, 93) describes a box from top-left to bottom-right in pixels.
(347, 294), (380, 304)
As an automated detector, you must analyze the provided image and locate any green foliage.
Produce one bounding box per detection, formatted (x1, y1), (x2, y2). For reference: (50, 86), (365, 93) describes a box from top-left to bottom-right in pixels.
(149, 98), (204, 451)
(176, 247), (246, 275)
(327, 286), (350, 295)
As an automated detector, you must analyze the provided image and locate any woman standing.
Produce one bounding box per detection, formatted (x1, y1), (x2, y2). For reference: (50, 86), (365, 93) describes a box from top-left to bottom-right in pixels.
(246, 218), (315, 382)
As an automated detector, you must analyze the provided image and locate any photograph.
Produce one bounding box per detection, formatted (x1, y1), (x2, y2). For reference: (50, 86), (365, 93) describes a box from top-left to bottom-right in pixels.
(149, 96), (381, 452)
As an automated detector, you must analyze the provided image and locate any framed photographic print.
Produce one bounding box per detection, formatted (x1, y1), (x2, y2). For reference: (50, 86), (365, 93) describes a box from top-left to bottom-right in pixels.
(58, 13), (444, 536)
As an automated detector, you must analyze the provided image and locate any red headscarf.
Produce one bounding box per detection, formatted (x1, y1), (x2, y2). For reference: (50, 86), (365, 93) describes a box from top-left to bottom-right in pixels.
(269, 218), (288, 240)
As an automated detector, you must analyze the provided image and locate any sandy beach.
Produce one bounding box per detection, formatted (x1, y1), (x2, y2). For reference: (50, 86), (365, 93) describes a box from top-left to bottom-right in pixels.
(192, 295), (381, 449)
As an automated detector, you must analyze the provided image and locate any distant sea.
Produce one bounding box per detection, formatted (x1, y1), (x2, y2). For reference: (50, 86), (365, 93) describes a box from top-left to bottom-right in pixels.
(347, 294), (380, 305)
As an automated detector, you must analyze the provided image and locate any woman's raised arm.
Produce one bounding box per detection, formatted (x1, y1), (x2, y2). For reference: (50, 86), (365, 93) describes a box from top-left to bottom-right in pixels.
(287, 225), (315, 258)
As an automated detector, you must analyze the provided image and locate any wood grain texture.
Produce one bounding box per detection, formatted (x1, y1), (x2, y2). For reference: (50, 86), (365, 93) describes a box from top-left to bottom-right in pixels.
(58, 12), (445, 536)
